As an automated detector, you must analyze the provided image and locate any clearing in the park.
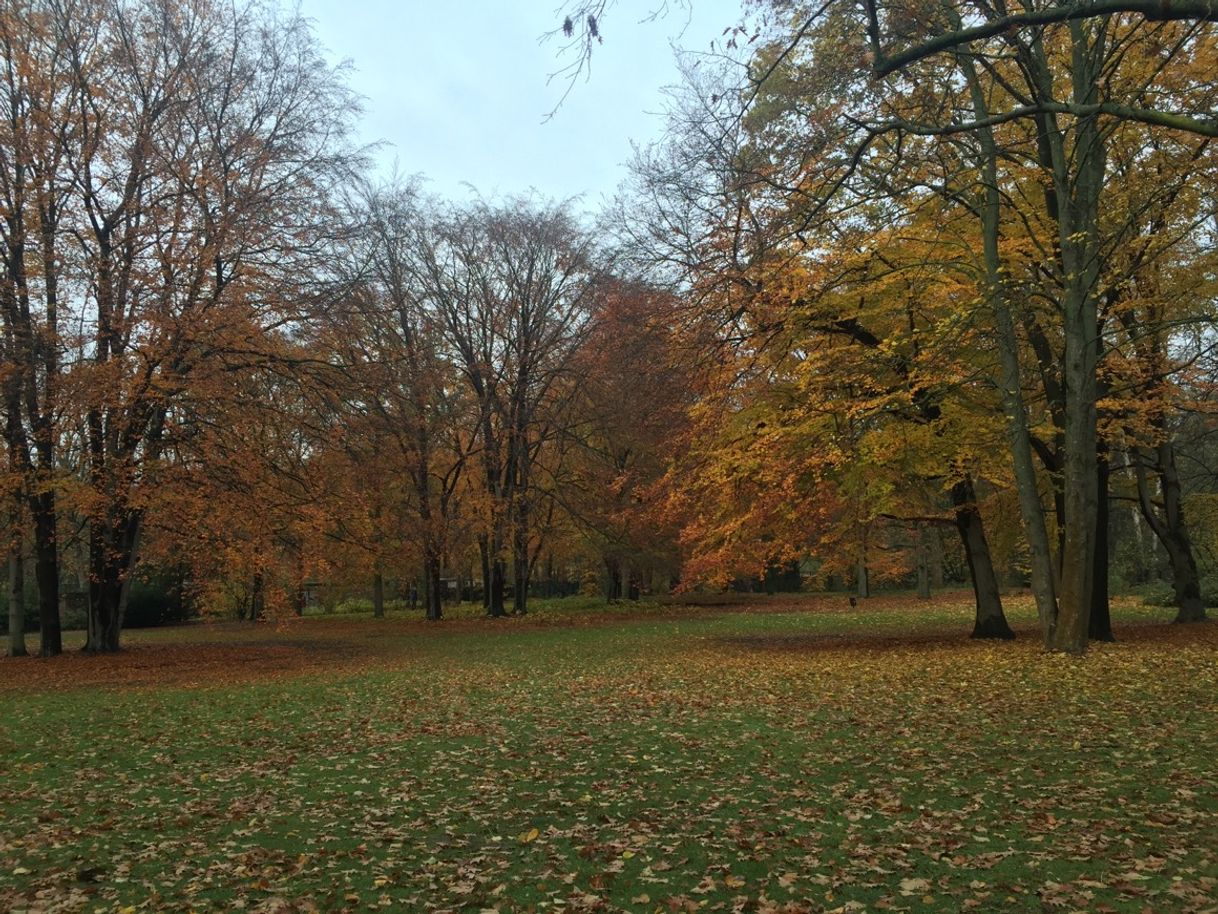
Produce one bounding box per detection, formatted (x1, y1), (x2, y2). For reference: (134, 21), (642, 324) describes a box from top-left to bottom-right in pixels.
(3, 595), (1216, 914)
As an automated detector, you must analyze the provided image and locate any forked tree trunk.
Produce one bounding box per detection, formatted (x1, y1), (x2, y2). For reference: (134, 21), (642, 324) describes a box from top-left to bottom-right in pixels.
(1136, 442), (1206, 623)
(84, 512), (140, 653)
(952, 478), (1015, 640)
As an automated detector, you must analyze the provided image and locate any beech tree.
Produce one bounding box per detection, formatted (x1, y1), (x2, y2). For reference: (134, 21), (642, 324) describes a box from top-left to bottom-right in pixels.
(565, 279), (690, 598)
(0, 0), (71, 655)
(0, 0), (359, 652)
(581, 0), (1218, 650)
(388, 198), (603, 616)
(323, 182), (476, 621)
(831, 2), (1218, 650)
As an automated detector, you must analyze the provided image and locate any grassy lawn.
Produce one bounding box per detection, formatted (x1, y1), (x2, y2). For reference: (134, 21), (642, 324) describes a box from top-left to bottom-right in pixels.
(2, 594), (1216, 913)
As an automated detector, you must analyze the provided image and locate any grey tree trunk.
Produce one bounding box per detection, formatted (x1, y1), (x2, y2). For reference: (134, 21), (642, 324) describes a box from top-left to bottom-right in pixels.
(372, 570), (384, 618)
(960, 53), (1058, 646)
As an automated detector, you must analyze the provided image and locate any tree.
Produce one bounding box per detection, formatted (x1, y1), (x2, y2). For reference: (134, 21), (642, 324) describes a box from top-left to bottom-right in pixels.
(391, 197), (603, 616)
(570, 1), (1218, 651)
(323, 182), (477, 621)
(0, 0), (361, 652)
(0, 0), (72, 656)
(565, 279), (689, 598)
(851, 3), (1218, 650)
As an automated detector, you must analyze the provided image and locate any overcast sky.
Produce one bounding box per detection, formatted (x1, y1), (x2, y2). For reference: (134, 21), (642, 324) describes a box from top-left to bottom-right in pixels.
(297, 1), (744, 206)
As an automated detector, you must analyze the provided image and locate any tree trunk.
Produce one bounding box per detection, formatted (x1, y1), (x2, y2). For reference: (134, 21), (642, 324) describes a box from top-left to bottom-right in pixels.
(372, 570), (385, 618)
(8, 523), (26, 657)
(960, 55), (1058, 645)
(1159, 441), (1206, 624)
(30, 492), (61, 657)
(512, 508), (529, 616)
(487, 558), (507, 617)
(1136, 442), (1206, 623)
(479, 537), (491, 611)
(288, 549), (304, 617)
(1164, 536), (1205, 623)
(952, 478), (1015, 640)
(84, 512), (140, 653)
(1089, 451), (1115, 640)
(86, 575), (123, 653)
(424, 553), (443, 621)
(855, 555), (869, 599)
(251, 570), (265, 622)
(1046, 30), (1104, 656)
(1125, 451), (1150, 582)
(929, 528), (945, 589)
(605, 556), (622, 602)
(915, 524), (931, 600)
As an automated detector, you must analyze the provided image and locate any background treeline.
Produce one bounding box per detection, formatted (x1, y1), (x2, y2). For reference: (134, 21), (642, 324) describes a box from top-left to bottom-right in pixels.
(3, 0), (1217, 657)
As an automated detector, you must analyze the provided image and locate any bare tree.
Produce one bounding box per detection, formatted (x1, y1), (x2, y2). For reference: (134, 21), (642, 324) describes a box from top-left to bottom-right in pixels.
(394, 198), (604, 615)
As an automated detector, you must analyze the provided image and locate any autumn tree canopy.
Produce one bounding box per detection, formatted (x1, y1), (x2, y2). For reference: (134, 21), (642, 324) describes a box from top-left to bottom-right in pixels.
(4, 0), (1217, 659)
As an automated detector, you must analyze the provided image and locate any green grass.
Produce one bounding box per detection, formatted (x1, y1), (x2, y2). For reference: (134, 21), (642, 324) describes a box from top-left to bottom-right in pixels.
(2, 594), (1216, 913)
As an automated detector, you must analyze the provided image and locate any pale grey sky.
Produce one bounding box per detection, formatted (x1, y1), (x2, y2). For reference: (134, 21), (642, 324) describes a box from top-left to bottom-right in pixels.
(298, 1), (745, 204)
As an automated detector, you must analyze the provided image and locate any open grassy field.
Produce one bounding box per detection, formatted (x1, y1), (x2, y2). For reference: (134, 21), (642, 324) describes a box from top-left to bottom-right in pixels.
(2, 594), (1216, 913)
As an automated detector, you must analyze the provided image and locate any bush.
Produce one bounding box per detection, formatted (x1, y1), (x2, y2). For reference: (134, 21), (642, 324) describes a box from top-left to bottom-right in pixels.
(331, 597), (412, 615)
(1131, 576), (1218, 609)
(1199, 574), (1218, 608)
(0, 570), (194, 631)
(1136, 582), (1176, 608)
(124, 573), (195, 628)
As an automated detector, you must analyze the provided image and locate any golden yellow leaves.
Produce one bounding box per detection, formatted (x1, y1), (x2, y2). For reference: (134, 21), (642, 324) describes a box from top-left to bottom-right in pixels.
(898, 876), (933, 898)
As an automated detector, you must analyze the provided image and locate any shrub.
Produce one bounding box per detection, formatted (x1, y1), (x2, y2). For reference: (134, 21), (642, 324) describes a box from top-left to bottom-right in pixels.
(124, 573), (195, 628)
(331, 597), (412, 615)
(1136, 582), (1176, 608)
